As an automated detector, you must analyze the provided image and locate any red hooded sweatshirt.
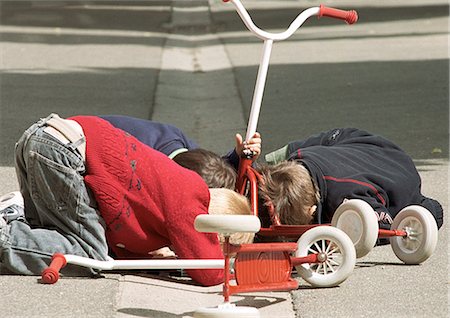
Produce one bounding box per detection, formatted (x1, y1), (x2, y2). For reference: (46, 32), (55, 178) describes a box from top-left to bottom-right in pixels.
(71, 116), (224, 286)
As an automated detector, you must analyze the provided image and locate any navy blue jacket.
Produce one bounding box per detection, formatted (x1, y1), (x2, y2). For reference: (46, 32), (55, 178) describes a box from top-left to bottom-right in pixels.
(279, 128), (443, 228)
(100, 115), (240, 169)
(100, 115), (198, 157)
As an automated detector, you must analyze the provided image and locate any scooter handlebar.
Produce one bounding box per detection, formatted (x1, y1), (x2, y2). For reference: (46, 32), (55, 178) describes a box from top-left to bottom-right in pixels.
(318, 4), (358, 24)
(41, 253), (67, 284)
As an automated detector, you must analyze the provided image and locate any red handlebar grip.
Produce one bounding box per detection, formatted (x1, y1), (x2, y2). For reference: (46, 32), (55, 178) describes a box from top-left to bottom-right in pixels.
(41, 253), (67, 284)
(319, 5), (358, 25)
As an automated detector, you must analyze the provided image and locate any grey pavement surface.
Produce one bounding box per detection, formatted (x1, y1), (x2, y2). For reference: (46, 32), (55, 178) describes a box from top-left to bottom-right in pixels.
(0, 0), (448, 317)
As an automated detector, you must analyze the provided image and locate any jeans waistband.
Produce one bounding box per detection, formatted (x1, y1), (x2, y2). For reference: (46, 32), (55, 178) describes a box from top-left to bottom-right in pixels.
(41, 113), (86, 161)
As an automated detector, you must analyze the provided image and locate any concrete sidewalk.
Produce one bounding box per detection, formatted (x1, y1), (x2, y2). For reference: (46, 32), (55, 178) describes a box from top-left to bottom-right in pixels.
(1, 0), (448, 317)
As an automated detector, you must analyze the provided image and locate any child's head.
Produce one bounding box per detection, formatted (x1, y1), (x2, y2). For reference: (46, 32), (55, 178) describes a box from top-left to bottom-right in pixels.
(208, 188), (255, 245)
(173, 149), (237, 189)
(257, 161), (320, 225)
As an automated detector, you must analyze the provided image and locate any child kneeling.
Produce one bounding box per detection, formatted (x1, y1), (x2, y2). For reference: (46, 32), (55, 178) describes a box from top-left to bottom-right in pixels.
(0, 114), (254, 286)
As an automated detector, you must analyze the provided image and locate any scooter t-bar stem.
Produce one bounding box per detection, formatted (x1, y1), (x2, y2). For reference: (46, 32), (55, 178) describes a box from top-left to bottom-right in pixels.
(245, 39), (272, 142)
(222, 0), (358, 143)
(319, 4), (358, 24)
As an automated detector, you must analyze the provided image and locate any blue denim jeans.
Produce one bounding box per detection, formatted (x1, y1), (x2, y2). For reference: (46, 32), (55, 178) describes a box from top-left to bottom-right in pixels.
(0, 114), (109, 276)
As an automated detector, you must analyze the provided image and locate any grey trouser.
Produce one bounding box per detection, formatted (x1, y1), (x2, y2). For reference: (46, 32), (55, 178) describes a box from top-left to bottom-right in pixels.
(0, 114), (109, 276)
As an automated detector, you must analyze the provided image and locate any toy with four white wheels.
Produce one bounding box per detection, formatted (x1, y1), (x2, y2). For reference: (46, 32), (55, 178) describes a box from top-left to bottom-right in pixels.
(42, 214), (356, 317)
(331, 199), (438, 264)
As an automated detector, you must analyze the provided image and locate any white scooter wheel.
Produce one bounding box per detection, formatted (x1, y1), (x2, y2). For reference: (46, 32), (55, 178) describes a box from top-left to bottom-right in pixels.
(194, 215), (261, 234)
(390, 205), (438, 264)
(295, 226), (356, 288)
(194, 303), (260, 318)
(331, 199), (379, 258)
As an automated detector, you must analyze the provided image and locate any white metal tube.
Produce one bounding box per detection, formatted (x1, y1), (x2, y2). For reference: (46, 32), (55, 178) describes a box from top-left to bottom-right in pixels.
(64, 254), (224, 270)
(245, 39), (273, 142)
(230, 0), (320, 41)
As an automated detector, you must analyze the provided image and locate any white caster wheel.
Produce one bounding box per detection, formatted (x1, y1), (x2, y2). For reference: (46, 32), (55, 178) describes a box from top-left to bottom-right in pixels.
(194, 215), (261, 234)
(295, 226), (356, 288)
(194, 303), (260, 318)
(331, 199), (379, 258)
(390, 205), (438, 264)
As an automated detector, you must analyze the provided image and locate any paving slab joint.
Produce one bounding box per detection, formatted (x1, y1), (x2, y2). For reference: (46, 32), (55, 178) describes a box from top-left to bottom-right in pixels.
(163, 0), (215, 33)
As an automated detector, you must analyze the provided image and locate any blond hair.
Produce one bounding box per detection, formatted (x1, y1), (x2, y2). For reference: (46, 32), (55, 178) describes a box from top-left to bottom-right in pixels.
(258, 161), (319, 225)
(208, 188), (255, 245)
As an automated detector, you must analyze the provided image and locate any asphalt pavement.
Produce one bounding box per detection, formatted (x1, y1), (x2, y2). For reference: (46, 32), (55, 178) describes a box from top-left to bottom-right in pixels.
(0, 1), (448, 317)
